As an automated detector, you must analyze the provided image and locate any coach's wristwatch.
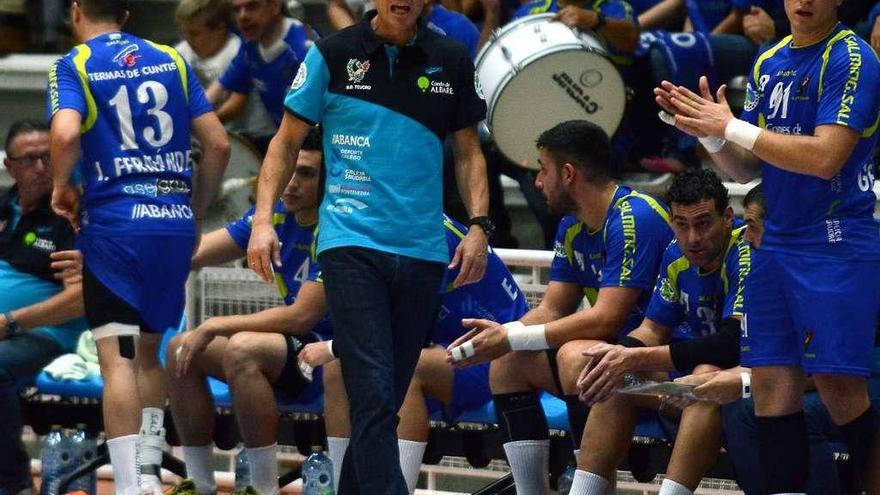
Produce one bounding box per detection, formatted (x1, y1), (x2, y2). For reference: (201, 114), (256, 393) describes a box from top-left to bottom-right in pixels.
(468, 216), (496, 238)
(2, 312), (19, 336)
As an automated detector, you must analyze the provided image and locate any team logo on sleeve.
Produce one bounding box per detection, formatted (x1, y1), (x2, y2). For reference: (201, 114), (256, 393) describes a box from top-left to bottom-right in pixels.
(659, 277), (678, 303)
(346, 59), (371, 83)
(291, 63), (307, 90)
(743, 82), (759, 112)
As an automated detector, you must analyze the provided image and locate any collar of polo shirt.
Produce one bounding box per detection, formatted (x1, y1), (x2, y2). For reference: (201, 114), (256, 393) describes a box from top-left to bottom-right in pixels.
(359, 10), (432, 54)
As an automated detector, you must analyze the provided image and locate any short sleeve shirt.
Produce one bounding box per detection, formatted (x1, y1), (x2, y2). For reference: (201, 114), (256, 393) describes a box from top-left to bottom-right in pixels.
(741, 25), (880, 259)
(47, 32), (212, 237)
(549, 186), (673, 335)
(284, 12), (486, 264)
(647, 227), (751, 342)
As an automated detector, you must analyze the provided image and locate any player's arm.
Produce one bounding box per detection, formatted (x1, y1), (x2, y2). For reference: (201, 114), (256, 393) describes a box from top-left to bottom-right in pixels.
(249, 114), (312, 282)
(519, 280), (584, 326)
(49, 109), (81, 187)
(190, 112), (230, 224)
(194, 280), (327, 338)
(0, 283), (84, 337)
(543, 286), (641, 346)
(191, 229), (246, 270)
(327, 0), (357, 30)
(205, 80), (228, 106)
(637, 0), (684, 30)
(214, 91), (249, 124)
(711, 9), (745, 34)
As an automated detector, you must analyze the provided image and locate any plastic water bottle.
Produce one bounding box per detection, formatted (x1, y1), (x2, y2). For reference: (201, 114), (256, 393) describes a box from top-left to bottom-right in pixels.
(69, 424), (98, 494)
(234, 447), (251, 490)
(557, 464), (575, 495)
(40, 425), (74, 495)
(302, 446), (334, 495)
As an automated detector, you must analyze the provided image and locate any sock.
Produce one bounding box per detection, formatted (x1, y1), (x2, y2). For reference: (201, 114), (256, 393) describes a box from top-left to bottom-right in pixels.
(564, 395), (589, 446)
(659, 478), (693, 495)
(327, 437), (349, 492)
(139, 407), (166, 489)
(503, 440), (550, 494)
(397, 439), (427, 493)
(839, 405), (879, 491)
(569, 469), (609, 495)
(757, 412), (809, 494)
(246, 443), (279, 495)
(107, 434), (140, 494)
(182, 444), (217, 494)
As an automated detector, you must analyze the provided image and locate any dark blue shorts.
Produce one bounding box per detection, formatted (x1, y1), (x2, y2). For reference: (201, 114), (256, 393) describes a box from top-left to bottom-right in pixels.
(740, 248), (880, 377)
(79, 232), (194, 333)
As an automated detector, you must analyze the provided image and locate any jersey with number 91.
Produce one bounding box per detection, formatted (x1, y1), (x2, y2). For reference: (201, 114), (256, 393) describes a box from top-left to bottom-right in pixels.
(741, 25), (880, 259)
(47, 32), (213, 236)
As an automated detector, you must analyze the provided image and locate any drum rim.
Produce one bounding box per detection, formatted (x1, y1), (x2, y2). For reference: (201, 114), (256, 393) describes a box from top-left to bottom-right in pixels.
(475, 13), (600, 69)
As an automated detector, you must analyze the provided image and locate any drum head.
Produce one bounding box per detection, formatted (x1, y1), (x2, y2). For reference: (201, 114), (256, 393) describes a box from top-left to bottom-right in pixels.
(489, 49), (625, 170)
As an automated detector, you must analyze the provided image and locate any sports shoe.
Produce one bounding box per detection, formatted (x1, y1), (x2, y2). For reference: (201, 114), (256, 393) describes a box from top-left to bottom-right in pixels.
(163, 479), (199, 495)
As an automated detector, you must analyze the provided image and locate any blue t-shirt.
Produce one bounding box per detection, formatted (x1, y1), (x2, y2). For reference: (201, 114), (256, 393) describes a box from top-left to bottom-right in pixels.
(433, 216), (530, 346)
(47, 32), (212, 237)
(427, 5), (480, 59)
(512, 0), (637, 65)
(628, 0), (661, 14)
(225, 203), (333, 339)
(741, 25), (880, 259)
(283, 15), (486, 263)
(647, 227), (751, 342)
(549, 186), (673, 335)
(219, 18), (316, 127)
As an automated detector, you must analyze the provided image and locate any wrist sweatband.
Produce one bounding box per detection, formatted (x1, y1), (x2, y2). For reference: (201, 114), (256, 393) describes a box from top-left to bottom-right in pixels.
(699, 136), (727, 153)
(725, 118), (762, 151)
(741, 371), (752, 398)
(505, 321), (549, 351)
(618, 336), (646, 348)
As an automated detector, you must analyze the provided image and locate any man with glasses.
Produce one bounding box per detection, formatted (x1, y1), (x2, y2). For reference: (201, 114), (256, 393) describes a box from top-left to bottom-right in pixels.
(0, 119), (88, 495)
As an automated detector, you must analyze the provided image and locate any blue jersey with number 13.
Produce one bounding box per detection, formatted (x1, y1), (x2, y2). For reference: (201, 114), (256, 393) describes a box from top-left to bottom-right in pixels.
(47, 31), (213, 237)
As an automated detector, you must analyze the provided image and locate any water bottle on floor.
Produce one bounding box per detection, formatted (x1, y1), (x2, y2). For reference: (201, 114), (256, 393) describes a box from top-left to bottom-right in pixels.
(557, 464), (575, 495)
(302, 445), (334, 495)
(69, 424), (98, 494)
(40, 425), (73, 495)
(235, 447), (251, 490)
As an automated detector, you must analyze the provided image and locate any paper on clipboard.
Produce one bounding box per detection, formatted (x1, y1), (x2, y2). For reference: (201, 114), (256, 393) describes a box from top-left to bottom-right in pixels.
(617, 380), (698, 400)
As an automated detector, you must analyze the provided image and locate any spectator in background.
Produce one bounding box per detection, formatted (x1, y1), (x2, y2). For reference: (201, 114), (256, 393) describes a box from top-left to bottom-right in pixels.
(0, 0), (28, 53)
(175, 0), (275, 140)
(0, 120), (88, 495)
(741, 183), (763, 249)
(206, 0), (317, 153)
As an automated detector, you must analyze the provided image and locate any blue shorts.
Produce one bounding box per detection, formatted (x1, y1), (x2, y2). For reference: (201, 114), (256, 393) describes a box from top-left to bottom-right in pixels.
(427, 362), (491, 420)
(740, 248), (880, 377)
(78, 232), (194, 333)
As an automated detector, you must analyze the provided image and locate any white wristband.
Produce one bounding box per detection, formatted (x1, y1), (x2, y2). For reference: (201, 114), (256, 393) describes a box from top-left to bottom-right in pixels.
(724, 118), (762, 151)
(504, 321), (549, 351)
(741, 371), (751, 399)
(699, 136), (727, 153)
(325, 339), (335, 359)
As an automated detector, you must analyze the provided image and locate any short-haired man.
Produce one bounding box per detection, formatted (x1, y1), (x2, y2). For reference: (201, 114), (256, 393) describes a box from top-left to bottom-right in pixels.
(448, 120), (672, 494)
(48, 1), (229, 492)
(166, 128), (327, 495)
(657, 0), (880, 491)
(741, 183), (763, 249)
(0, 120), (88, 495)
(572, 169), (750, 495)
(206, 0), (317, 143)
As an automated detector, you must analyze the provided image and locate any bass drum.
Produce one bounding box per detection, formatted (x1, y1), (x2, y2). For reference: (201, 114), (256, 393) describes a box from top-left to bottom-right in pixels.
(476, 14), (626, 170)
